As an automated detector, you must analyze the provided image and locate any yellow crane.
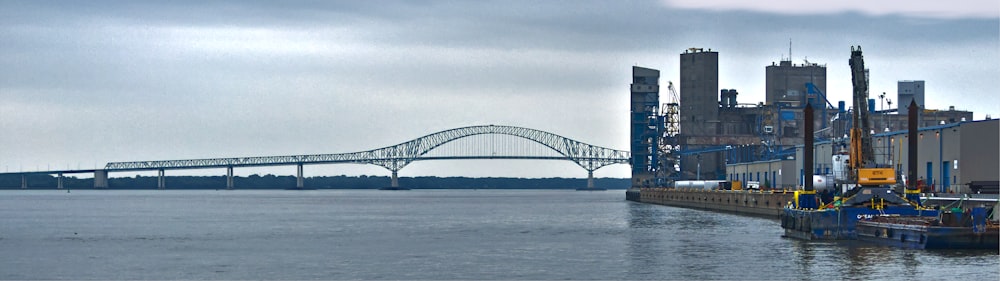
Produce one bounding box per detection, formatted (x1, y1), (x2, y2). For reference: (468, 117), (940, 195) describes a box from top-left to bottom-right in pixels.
(848, 46), (894, 186)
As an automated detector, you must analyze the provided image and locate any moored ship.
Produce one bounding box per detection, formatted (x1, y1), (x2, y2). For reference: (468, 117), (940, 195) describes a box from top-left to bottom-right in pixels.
(779, 46), (938, 240)
(855, 206), (999, 249)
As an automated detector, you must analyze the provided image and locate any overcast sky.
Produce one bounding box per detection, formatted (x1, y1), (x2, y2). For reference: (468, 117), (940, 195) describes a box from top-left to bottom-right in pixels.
(1, 0), (997, 179)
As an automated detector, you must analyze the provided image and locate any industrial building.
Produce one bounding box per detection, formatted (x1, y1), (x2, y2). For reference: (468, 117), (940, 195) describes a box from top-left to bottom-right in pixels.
(867, 119), (998, 193)
(676, 48), (763, 181)
(766, 60), (827, 108)
(631, 47), (996, 191)
(630, 66), (660, 187)
(727, 119), (999, 193)
(898, 80), (925, 110)
(671, 48), (832, 181)
(765, 60), (827, 140)
(840, 80), (975, 134)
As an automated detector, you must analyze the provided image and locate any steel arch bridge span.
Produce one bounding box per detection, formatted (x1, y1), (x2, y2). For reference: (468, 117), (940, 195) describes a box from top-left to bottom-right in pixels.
(367, 125), (629, 173)
(105, 125), (630, 176)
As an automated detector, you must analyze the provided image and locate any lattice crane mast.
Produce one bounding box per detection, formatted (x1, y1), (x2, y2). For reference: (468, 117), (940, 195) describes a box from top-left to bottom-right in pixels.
(656, 81), (682, 183)
(663, 81), (680, 139)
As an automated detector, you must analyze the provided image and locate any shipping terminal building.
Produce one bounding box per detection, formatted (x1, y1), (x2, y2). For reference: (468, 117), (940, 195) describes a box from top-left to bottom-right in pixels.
(631, 48), (998, 193)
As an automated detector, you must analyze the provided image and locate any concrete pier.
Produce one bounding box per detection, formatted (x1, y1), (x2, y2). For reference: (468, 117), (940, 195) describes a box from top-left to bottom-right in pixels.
(587, 170), (594, 189)
(379, 170), (409, 190)
(226, 166), (234, 190)
(21, 174), (27, 189)
(575, 170), (606, 190)
(94, 170), (108, 189)
(296, 164), (304, 189)
(57, 173), (63, 189)
(157, 169), (165, 189)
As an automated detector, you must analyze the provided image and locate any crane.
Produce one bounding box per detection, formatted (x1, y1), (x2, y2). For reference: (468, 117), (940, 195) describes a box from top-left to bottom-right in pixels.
(780, 46), (932, 241)
(847, 46), (894, 187)
(661, 81), (680, 138)
(656, 82), (682, 184)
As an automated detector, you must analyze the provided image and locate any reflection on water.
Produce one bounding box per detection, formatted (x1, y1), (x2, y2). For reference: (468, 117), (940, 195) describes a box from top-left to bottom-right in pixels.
(845, 243), (880, 278)
(627, 201), (668, 229)
(626, 202), (663, 278)
(624, 198), (996, 280)
(792, 240), (817, 279)
(787, 237), (998, 281)
(901, 249), (921, 280)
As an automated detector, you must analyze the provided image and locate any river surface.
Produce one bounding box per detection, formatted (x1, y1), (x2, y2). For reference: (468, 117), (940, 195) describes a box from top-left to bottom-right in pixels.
(1, 189), (996, 280)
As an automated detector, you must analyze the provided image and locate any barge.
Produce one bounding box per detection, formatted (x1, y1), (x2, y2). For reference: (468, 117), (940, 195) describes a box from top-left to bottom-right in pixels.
(628, 187), (793, 217)
(780, 47), (940, 241)
(855, 207), (999, 249)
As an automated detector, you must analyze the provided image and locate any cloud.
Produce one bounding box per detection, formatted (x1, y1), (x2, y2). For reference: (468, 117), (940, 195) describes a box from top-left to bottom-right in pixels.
(662, 0), (1000, 19)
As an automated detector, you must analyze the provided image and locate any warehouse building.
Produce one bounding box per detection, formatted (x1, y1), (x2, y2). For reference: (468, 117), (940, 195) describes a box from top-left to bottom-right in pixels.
(726, 119), (999, 193)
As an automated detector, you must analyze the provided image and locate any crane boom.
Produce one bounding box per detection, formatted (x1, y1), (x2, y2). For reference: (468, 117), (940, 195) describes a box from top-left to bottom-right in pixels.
(656, 81), (682, 183)
(664, 81), (680, 137)
(848, 46), (893, 185)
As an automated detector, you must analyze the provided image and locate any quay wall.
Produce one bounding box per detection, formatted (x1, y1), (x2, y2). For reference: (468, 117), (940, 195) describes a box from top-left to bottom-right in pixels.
(628, 188), (796, 218)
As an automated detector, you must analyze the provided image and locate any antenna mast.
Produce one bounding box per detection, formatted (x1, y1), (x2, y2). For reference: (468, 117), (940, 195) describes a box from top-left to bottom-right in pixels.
(788, 39), (792, 62)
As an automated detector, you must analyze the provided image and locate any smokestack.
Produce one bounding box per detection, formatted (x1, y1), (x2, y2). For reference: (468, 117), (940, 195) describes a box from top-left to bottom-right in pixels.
(804, 104), (814, 192)
(907, 100), (918, 191)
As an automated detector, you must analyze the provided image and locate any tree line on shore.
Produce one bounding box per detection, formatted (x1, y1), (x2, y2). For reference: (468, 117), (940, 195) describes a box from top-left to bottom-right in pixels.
(0, 174), (629, 189)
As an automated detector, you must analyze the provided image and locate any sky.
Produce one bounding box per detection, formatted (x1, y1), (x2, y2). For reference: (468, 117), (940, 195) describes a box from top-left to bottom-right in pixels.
(1, 0), (998, 180)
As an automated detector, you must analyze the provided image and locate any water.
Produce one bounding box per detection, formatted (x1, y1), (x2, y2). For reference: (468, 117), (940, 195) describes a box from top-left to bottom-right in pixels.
(1, 189), (995, 280)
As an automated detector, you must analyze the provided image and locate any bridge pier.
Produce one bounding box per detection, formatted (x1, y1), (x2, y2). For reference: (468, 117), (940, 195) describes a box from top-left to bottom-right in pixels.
(157, 169), (165, 189)
(296, 164), (304, 189)
(379, 169), (407, 190)
(57, 173), (63, 189)
(21, 174), (27, 189)
(226, 166), (234, 190)
(94, 170), (108, 189)
(587, 170), (594, 189)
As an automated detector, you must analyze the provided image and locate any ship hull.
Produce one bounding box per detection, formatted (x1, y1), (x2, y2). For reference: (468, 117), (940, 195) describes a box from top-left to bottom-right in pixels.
(779, 207), (939, 240)
(856, 217), (999, 249)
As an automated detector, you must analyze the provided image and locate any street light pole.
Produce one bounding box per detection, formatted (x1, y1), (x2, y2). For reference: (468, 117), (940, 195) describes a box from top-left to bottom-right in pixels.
(696, 154), (702, 180)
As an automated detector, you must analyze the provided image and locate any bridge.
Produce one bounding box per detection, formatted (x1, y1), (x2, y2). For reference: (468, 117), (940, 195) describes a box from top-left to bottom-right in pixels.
(2, 125), (629, 189)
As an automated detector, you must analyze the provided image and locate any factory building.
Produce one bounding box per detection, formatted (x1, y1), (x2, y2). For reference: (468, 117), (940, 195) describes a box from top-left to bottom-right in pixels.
(725, 119), (999, 193)
(677, 48), (761, 180)
(869, 119), (999, 193)
(674, 49), (826, 180)
(869, 106), (973, 134)
(765, 60), (827, 141)
(765, 60), (827, 107)
(898, 80), (925, 110)
(725, 157), (797, 189)
(678, 48), (722, 180)
(848, 80), (972, 133)
(679, 48), (719, 136)
(630, 66), (660, 187)
(632, 47), (990, 189)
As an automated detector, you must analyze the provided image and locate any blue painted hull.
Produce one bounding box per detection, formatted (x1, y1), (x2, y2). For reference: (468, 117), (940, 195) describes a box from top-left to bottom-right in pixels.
(856, 218), (1000, 249)
(780, 207), (939, 240)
